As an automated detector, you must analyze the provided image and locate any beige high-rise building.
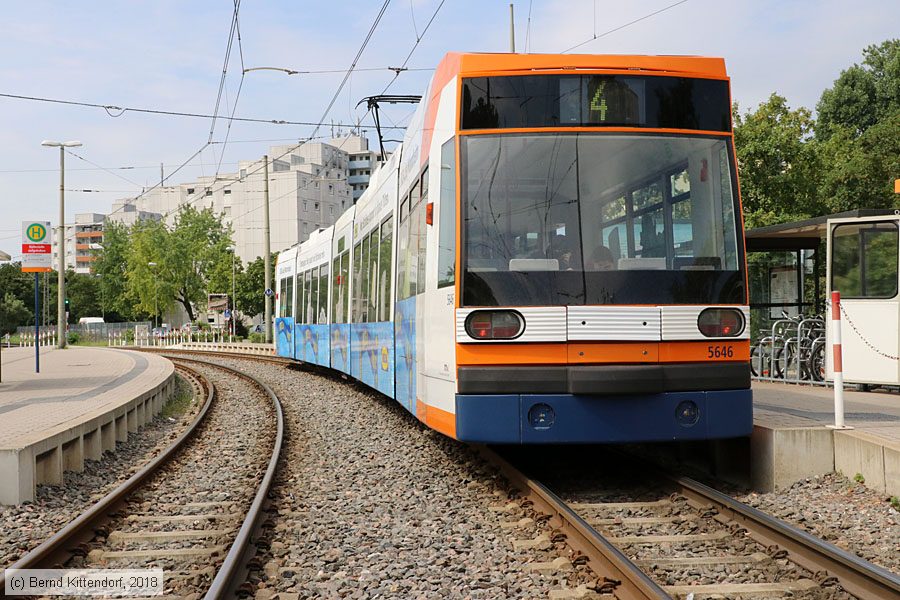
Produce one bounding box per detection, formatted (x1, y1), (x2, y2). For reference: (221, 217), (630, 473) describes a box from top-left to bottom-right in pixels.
(112, 134), (385, 264)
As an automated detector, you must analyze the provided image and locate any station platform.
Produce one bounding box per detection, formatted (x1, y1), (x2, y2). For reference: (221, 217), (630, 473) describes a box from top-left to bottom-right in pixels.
(0, 346), (174, 504)
(748, 381), (900, 495)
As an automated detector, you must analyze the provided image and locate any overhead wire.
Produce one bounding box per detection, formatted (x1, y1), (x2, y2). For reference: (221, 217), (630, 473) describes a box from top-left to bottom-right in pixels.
(379, 0), (446, 96)
(152, 0), (396, 223)
(562, 0), (691, 53)
(0, 92), (406, 129)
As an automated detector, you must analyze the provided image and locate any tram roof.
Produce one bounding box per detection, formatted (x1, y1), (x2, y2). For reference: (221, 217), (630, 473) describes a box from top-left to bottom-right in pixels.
(437, 52), (728, 79)
(745, 209), (898, 250)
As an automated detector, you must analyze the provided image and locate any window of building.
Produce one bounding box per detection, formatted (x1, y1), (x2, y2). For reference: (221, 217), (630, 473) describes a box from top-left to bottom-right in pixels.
(205, 189), (213, 196)
(224, 189), (231, 195)
(187, 188), (195, 195)
(329, 185), (334, 195)
(314, 203), (319, 210)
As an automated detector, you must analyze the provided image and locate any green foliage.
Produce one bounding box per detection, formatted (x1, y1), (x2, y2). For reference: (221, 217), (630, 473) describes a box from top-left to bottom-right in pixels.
(816, 39), (900, 138)
(67, 332), (80, 345)
(126, 206), (234, 323)
(0, 263), (34, 314)
(248, 332), (265, 343)
(854, 472), (865, 484)
(93, 220), (133, 321)
(236, 253), (277, 319)
(0, 292), (31, 335)
(890, 496), (899, 511)
(734, 38), (900, 229)
(733, 94), (819, 228)
(65, 271), (102, 323)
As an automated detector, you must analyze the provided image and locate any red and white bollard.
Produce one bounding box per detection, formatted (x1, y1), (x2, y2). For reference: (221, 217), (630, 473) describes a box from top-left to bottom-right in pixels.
(830, 291), (849, 429)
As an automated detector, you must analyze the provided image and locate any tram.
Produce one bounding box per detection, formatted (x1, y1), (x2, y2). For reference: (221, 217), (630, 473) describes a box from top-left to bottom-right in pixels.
(275, 52), (752, 443)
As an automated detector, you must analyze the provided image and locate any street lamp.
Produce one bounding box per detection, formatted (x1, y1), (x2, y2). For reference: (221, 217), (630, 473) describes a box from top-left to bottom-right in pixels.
(42, 139), (82, 348)
(148, 262), (158, 329)
(227, 246), (236, 342)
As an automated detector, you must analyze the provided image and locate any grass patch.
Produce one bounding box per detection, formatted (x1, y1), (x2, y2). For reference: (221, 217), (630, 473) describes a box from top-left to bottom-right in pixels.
(161, 374), (196, 420)
(890, 496), (900, 511)
(854, 473), (866, 484)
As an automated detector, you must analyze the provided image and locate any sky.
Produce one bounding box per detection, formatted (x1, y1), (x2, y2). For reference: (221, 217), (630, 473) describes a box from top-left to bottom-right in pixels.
(1, 0), (897, 259)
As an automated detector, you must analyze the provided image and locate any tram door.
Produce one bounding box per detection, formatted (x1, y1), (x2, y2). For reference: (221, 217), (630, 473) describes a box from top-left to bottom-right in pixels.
(826, 215), (900, 385)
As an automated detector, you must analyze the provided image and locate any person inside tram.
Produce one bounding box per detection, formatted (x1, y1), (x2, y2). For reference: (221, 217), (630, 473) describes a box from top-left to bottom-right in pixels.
(587, 244), (616, 271)
(549, 235), (578, 271)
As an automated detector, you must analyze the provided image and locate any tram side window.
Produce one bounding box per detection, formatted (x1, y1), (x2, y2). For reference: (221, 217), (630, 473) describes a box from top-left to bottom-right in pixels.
(417, 169), (428, 294)
(398, 198), (410, 300)
(379, 217), (393, 320)
(296, 272), (305, 322)
(278, 277), (290, 317)
(303, 270), (313, 323)
(331, 256), (342, 323)
(352, 241), (363, 322)
(366, 227), (380, 323)
(317, 265), (329, 323)
(288, 273), (300, 323)
(285, 276), (294, 320)
(438, 139), (456, 288)
(832, 222), (899, 298)
(340, 252), (350, 322)
(409, 181), (421, 295)
(308, 269), (319, 324)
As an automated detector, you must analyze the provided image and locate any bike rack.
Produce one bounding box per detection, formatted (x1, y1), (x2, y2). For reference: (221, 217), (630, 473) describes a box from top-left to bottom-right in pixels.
(752, 315), (830, 386)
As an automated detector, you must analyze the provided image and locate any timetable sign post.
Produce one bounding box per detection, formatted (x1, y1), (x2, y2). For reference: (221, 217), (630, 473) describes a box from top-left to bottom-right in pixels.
(21, 220), (52, 273)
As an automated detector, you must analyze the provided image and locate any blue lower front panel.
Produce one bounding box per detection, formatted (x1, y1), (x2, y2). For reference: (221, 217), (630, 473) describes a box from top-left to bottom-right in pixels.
(455, 389), (752, 443)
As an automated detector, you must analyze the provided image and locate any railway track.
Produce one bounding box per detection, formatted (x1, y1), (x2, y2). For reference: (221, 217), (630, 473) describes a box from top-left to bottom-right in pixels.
(1, 358), (283, 599)
(486, 447), (900, 600)
(135, 347), (900, 599)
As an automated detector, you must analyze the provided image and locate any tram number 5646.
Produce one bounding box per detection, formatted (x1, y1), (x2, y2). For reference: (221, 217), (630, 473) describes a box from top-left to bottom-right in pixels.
(707, 345), (734, 359)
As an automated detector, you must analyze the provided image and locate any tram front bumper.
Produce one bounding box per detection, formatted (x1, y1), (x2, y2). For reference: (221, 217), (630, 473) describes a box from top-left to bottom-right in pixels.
(454, 389), (752, 443)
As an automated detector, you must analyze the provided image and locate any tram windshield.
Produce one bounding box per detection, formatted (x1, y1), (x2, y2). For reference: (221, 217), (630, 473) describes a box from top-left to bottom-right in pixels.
(462, 133), (744, 306)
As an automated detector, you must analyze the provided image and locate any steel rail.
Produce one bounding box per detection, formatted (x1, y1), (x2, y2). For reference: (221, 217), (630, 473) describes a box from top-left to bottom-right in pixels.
(479, 447), (669, 600)
(671, 474), (900, 600)
(0, 363), (214, 596)
(164, 356), (285, 600)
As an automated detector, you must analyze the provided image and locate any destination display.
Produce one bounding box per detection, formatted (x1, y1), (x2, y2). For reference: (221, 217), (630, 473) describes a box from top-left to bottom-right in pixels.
(461, 74), (731, 132)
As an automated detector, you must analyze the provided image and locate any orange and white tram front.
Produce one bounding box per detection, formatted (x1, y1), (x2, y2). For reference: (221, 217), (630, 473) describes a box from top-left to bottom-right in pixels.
(442, 54), (752, 442)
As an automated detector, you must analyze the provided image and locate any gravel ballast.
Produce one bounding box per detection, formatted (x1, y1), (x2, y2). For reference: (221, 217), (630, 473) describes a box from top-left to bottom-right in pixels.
(737, 472), (900, 575)
(215, 359), (597, 599)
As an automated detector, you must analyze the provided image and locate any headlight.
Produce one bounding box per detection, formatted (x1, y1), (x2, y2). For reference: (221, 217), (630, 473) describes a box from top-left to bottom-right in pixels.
(464, 310), (524, 340)
(697, 308), (744, 337)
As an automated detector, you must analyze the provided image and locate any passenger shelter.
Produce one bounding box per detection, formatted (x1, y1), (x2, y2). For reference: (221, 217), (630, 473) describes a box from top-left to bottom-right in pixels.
(746, 209), (900, 386)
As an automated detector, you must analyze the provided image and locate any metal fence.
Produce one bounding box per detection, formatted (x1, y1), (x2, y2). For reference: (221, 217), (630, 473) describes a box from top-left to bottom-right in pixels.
(17, 321), (152, 342)
(750, 312), (829, 386)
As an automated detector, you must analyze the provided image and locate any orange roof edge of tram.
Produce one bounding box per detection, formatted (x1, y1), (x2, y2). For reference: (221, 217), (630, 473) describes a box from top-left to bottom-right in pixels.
(439, 52), (727, 79)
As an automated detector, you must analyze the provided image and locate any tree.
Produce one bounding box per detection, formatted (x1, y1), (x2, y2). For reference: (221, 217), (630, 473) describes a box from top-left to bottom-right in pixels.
(0, 263), (34, 319)
(733, 94), (820, 228)
(126, 206), (234, 322)
(236, 253), (277, 319)
(0, 292), (31, 335)
(816, 112), (900, 212)
(92, 220), (133, 321)
(65, 271), (102, 323)
(126, 217), (171, 323)
(816, 39), (900, 139)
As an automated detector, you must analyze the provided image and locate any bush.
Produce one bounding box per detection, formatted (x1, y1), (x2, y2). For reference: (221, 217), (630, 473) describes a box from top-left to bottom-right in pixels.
(67, 332), (80, 345)
(249, 332), (265, 344)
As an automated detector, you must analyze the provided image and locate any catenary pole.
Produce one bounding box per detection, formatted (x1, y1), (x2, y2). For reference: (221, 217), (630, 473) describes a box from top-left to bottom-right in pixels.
(263, 155), (272, 343)
(509, 4), (516, 52)
(57, 147), (66, 348)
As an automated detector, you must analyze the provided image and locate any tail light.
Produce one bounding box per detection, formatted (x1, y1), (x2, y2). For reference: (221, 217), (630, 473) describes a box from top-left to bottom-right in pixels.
(698, 308), (744, 337)
(465, 310), (524, 340)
